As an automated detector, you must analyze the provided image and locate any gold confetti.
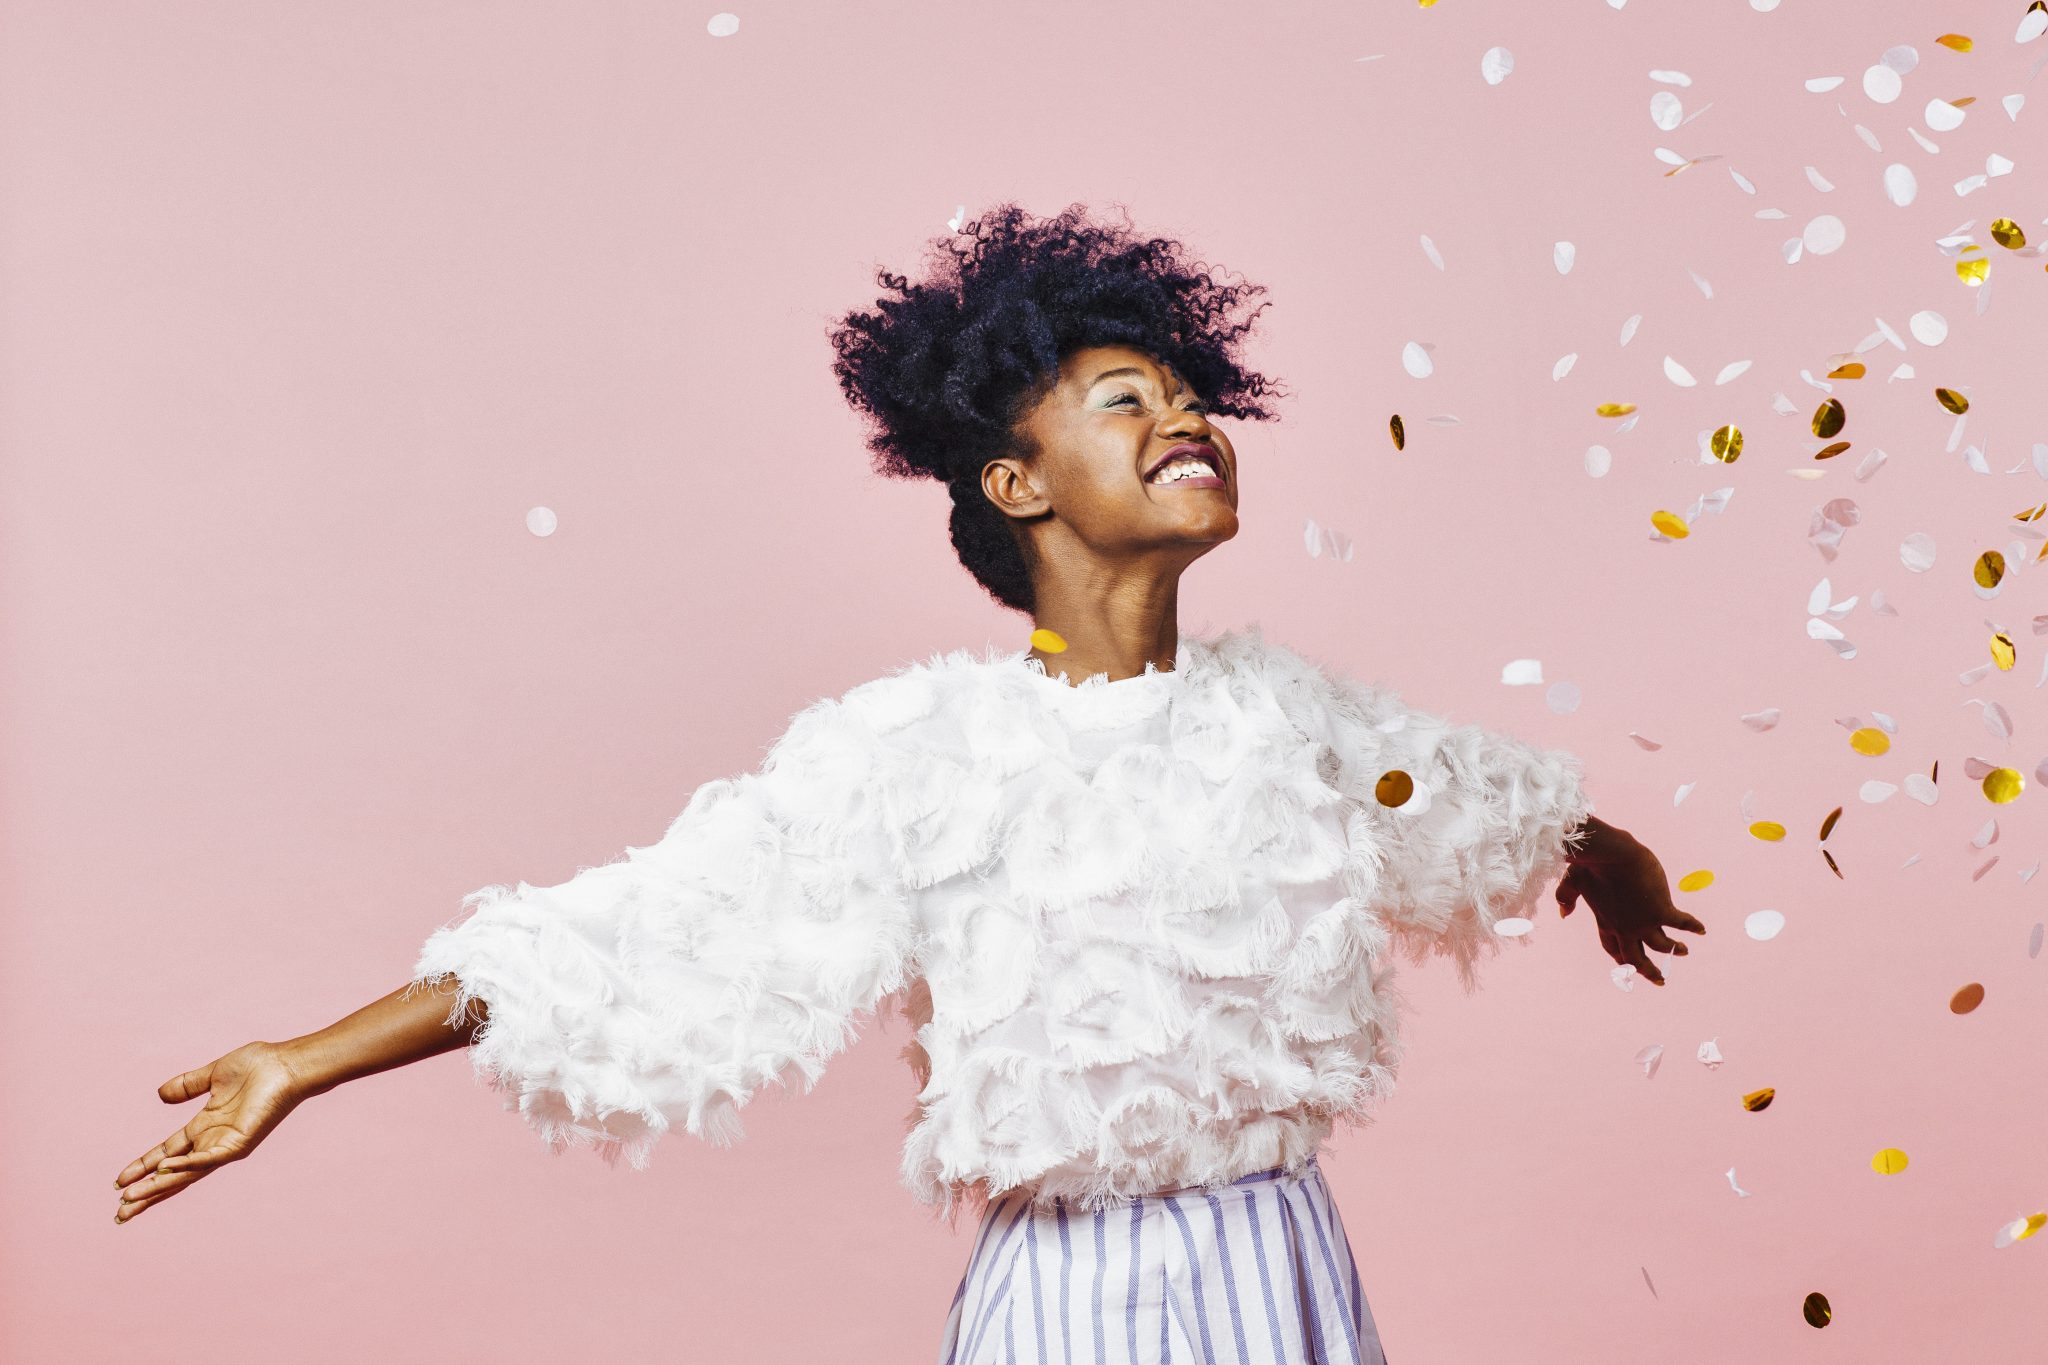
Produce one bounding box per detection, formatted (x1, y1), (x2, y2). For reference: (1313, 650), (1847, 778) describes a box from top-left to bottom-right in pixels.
(1849, 727), (1890, 756)
(1825, 362), (1866, 379)
(1951, 982), (1985, 1014)
(1956, 251), (1989, 286)
(1935, 387), (1970, 414)
(1803, 1292), (1832, 1329)
(1822, 847), (1842, 879)
(2012, 1213), (2048, 1244)
(1389, 414), (1405, 450)
(1934, 33), (1972, 52)
(1677, 869), (1715, 892)
(1742, 1087), (1775, 1113)
(1818, 806), (1842, 841)
(1983, 768), (2023, 803)
(1650, 510), (1690, 538)
(1990, 218), (2027, 249)
(1991, 633), (2015, 670)
(1974, 550), (2005, 589)
(1710, 425), (1743, 462)
(1814, 441), (1851, 460)
(1811, 397), (1845, 439)
(1871, 1148), (1909, 1175)
(1596, 402), (1637, 417)
(1374, 770), (1415, 807)
(2014, 502), (2046, 523)
(1751, 821), (1787, 841)
(1029, 628), (1068, 653)
(1949, 96), (1977, 108)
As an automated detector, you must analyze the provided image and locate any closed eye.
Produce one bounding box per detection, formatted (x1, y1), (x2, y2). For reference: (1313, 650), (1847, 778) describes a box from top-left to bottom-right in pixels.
(1107, 393), (1212, 414)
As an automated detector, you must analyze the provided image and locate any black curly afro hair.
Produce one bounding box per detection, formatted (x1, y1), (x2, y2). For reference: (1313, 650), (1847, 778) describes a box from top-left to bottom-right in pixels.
(827, 201), (1290, 616)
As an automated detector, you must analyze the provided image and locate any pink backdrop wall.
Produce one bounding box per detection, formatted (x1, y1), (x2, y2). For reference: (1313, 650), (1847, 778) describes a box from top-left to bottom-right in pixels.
(7, 1), (2046, 1360)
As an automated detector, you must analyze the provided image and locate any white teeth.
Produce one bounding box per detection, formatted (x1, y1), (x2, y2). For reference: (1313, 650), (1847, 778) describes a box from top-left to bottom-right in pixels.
(1150, 456), (1214, 483)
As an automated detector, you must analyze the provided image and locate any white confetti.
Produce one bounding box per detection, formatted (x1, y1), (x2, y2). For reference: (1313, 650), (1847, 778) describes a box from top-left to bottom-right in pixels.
(1804, 165), (1836, 192)
(526, 506), (558, 537)
(1619, 313), (1642, 345)
(1925, 97), (1966, 132)
(1650, 90), (1684, 129)
(2030, 922), (2044, 959)
(1804, 75), (1844, 93)
(1883, 163), (1917, 206)
(1304, 517), (1323, 558)
(1739, 708), (1781, 732)
(1698, 1038), (1724, 1069)
(1402, 340), (1435, 378)
(1726, 1167), (1751, 1198)
(1663, 355), (1697, 387)
(1715, 359), (1752, 384)
(1554, 240), (1576, 275)
(1494, 916), (1534, 938)
(1908, 309), (1947, 345)
(1728, 167), (1756, 194)
(2003, 94), (2026, 120)
(1899, 532), (1937, 572)
(1420, 234), (1446, 271)
(1862, 64), (1903, 103)
(1673, 781), (1695, 805)
(1636, 1044), (1664, 1079)
(1802, 214), (1846, 255)
(1585, 444), (1612, 477)
(1903, 773), (1939, 805)
(948, 204), (967, 232)
(1881, 45), (1918, 75)
(1553, 352), (1579, 381)
(1481, 46), (1515, 85)
(1746, 910), (1786, 940)
(1501, 659), (1545, 686)
(1859, 780), (1899, 803)
(706, 12), (740, 37)
(1613, 964), (1640, 991)
(1546, 681), (1582, 715)
(2023, 7), (2048, 42)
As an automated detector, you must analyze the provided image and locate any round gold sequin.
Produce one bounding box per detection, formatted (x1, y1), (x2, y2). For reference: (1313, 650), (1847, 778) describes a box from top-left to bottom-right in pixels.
(1822, 847), (1842, 880)
(1743, 1087), (1775, 1113)
(1374, 770), (1415, 807)
(1389, 414), (1405, 450)
(1951, 983), (1985, 1014)
(1990, 218), (2026, 249)
(1814, 441), (1850, 460)
(1934, 34), (1972, 53)
(1710, 425), (1743, 462)
(1802, 1292), (1832, 1329)
(1871, 1147), (1909, 1175)
(1982, 768), (2023, 803)
(1955, 253), (1989, 286)
(1677, 870), (1714, 892)
(1029, 628), (1068, 653)
(1935, 387), (1970, 414)
(1974, 550), (2005, 589)
(1750, 821), (1786, 841)
(1825, 362), (1865, 379)
(1650, 510), (1689, 538)
(1596, 402), (1637, 417)
(1991, 633), (2015, 670)
(1811, 398), (1845, 439)
(1819, 807), (1842, 841)
(1849, 727), (1890, 756)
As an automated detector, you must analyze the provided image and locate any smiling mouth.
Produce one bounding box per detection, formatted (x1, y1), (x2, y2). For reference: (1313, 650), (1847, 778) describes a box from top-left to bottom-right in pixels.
(1144, 448), (1226, 486)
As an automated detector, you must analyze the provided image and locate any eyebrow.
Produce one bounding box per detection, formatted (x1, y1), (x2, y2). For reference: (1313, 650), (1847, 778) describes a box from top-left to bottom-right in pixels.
(1086, 366), (1186, 392)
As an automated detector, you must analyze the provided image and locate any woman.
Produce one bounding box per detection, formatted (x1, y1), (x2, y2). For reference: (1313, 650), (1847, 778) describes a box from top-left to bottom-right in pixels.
(114, 203), (1705, 1363)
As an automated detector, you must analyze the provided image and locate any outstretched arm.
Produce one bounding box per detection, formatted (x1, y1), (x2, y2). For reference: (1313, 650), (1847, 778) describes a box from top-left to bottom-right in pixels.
(1557, 814), (1708, 986)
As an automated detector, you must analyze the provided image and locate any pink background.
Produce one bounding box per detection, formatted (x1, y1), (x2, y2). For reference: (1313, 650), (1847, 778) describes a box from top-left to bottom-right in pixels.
(7, 1), (2046, 1360)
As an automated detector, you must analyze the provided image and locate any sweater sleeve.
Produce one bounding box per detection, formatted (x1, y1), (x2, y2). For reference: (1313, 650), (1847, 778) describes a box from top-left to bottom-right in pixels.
(407, 693), (923, 1169)
(1322, 677), (1596, 993)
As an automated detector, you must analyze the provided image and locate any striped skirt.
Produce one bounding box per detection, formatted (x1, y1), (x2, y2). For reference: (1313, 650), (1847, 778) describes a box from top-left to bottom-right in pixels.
(934, 1154), (1390, 1365)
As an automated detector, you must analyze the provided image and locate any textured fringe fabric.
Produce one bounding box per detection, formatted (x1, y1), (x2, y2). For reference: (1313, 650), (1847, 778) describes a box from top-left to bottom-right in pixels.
(408, 624), (1593, 1222)
(933, 1154), (1390, 1365)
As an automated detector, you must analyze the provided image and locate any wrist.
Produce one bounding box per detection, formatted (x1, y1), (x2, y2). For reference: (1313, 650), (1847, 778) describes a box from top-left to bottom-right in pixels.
(269, 1034), (340, 1100)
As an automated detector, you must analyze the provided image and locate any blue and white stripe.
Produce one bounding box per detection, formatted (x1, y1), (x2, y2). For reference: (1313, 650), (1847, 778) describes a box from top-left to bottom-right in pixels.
(934, 1154), (1390, 1365)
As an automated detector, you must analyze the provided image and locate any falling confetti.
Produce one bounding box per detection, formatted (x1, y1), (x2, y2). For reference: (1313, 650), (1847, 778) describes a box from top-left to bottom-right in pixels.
(1553, 241), (1575, 275)
(1950, 983), (1985, 1014)
(1481, 46), (1515, 85)
(1029, 628), (1068, 653)
(706, 12), (740, 37)
(1871, 1148), (1909, 1175)
(525, 506), (558, 537)
(1677, 870), (1715, 892)
(1746, 910), (1786, 940)
(1401, 341), (1435, 378)
(1743, 1087), (1775, 1113)
(1803, 1292), (1832, 1329)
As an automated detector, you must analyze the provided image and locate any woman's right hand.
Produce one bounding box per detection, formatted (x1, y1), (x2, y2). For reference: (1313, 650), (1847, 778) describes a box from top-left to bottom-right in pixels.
(113, 1041), (311, 1225)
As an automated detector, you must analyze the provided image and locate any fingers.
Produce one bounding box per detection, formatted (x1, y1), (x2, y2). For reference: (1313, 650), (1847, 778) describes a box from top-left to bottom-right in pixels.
(1628, 943), (1666, 986)
(1644, 928), (1689, 957)
(1669, 910), (1708, 935)
(156, 1142), (237, 1177)
(1556, 868), (1583, 918)
(116, 1127), (193, 1190)
(157, 1062), (216, 1105)
(114, 1166), (205, 1224)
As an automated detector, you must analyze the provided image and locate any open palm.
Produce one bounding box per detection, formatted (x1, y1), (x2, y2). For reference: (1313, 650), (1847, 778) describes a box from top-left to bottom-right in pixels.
(114, 1041), (308, 1224)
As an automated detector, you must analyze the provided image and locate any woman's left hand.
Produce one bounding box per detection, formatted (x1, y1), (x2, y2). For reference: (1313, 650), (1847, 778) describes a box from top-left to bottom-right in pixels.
(1556, 819), (1707, 986)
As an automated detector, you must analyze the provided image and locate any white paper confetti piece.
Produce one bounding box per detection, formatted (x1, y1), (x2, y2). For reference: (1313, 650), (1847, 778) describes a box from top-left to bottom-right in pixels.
(1546, 681), (1581, 715)
(1613, 964), (1639, 991)
(1728, 167), (1756, 194)
(1650, 91), (1684, 129)
(1862, 64), (1903, 103)
(707, 12), (740, 37)
(1648, 69), (1691, 86)
(1882, 163), (1917, 206)
(1726, 1168), (1751, 1198)
(1899, 531), (1937, 572)
(1304, 517), (1322, 558)
(1673, 781), (1695, 805)
(1663, 355), (1698, 387)
(1746, 910), (1786, 940)
(1420, 234), (1446, 271)
(1925, 97), (1966, 132)
(1401, 340), (1435, 378)
(1802, 215), (1846, 255)
(1882, 45), (1918, 75)
(1585, 445), (1612, 477)
(1698, 1038), (1724, 1069)
(2023, 7), (2048, 42)
(1804, 165), (1835, 192)
(1805, 75), (1844, 93)
(1494, 916), (1534, 938)
(1715, 359), (1752, 384)
(1739, 708), (1782, 731)
(2030, 923), (2044, 959)
(2003, 94), (2026, 121)
(1903, 773), (1939, 805)
(1553, 352), (1579, 381)
(1481, 46), (1515, 85)
(1501, 659), (1545, 686)
(1619, 313), (1642, 345)
(1859, 780), (1898, 803)
(526, 506), (558, 537)
(1554, 240), (1576, 275)
(1687, 268), (1714, 299)
(1635, 1044), (1664, 1079)
(1627, 733), (1663, 751)
(1908, 309), (1947, 345)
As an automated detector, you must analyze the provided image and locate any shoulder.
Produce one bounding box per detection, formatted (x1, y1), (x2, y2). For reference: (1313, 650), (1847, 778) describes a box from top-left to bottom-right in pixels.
(1199, 624), (1393, 726)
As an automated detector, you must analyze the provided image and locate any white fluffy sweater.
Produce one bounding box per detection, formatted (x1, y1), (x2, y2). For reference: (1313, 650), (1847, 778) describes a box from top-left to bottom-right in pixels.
(410, 625), (1594, 1221)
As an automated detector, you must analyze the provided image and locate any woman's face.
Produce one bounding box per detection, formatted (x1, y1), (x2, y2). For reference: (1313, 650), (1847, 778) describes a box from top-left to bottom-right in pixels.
(985, 344), (1239, 573)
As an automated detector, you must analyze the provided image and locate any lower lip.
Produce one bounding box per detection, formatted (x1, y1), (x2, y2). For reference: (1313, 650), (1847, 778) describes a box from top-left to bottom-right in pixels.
(1149, 473), (1227, 489)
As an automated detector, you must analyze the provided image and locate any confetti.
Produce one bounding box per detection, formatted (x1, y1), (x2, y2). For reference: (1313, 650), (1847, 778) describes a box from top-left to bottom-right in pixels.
(1925, 97), (1967, 132)
(1389, 414), (1405, 449)
(1742, 1087), (1775, 1113)
(1500, 659), (1545, 685)
(1698, 1038), (1723, 1068)
(1029, 628), (1068, 653)
(1862, 64), (1903, 103)
(1871, 1148), (1909, 1175)
(1749, 821), (1785, 840)
(1908, 309), (1948, 344)
(1650, 90), (1684, 129)
(1677, 869), (1714, 892)
(1663, 356), (1697, 387)
(1900, 532), (1937, 572)
(1419, 234), (1446, 271)
(1982, 768), (2023, 803)
(1596, 402), (1637, 417)
(1374, 770), (1415, 807)
(1711, 425), (1743, 461)
(1746, 910), (1786, 940)
(1849, 727), (1890, 756)
(1715, 360), (1752, 384)
(1554, 240), (1576, 274)
(1994, 1213), (2048, 1250)
(1635, 1044), (1663, 1079)
(1401, 341), (1435, 378)
(1812, 397), (1846, 438)
(525, 506), (558, 537)
(1803, 1292), (1832, 1329)
(1802, 214), (1847, 254)
(1950, 983), (1985, 1014)
(1650, 510), (1690, 539)
(1585, 445), (1612, 477)
(1481, 46), (1514, 85)
(706, 12), (740, 37)
(1882, 163), (1918, 205)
